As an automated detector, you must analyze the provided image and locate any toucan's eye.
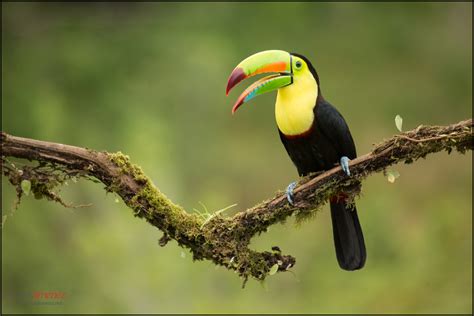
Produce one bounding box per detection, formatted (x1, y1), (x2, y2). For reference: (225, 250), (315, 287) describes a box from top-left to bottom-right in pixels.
(295, 61), (302, 69)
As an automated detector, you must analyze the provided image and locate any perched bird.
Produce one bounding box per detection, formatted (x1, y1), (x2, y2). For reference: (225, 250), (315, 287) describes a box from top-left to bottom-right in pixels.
(226, 50), (366, 270)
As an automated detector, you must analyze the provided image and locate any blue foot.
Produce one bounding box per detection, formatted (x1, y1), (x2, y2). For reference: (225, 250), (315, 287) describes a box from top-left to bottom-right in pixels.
(286, 181), (297, 205)
(340, 156), (351, 176)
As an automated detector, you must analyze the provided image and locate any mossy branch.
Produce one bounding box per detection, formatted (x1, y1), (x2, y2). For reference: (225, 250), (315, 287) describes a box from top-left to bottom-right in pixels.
(1, 119), (472, 285)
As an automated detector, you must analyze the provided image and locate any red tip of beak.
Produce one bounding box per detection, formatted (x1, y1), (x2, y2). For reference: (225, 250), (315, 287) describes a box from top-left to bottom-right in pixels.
(226, 68), (246, 96)
(231, 99), (244, 114)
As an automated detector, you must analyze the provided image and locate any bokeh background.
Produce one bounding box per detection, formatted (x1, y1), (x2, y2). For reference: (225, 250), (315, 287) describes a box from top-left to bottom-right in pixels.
(1, 2), (472, 314)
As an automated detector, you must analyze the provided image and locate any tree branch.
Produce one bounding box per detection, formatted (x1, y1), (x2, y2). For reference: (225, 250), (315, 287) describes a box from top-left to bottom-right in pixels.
(1, 119), (472, 285)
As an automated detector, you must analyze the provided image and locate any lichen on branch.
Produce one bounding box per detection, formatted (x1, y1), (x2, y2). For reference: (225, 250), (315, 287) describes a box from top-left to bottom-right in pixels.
(1, 119), (472, 285)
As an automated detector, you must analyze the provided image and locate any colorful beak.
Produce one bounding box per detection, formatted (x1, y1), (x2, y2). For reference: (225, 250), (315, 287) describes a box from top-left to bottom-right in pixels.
(226, 50), (293, 113)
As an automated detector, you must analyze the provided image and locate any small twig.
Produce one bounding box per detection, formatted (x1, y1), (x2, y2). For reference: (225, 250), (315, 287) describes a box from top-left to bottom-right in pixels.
(395, 134), (451, 143)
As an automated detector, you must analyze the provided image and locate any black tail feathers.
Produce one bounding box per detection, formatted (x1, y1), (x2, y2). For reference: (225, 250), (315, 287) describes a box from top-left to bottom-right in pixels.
(330, 201), (366, 271)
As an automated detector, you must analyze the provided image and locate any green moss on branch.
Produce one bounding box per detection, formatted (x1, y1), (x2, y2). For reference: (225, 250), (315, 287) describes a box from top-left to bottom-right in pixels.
(1, 119), (472, 285)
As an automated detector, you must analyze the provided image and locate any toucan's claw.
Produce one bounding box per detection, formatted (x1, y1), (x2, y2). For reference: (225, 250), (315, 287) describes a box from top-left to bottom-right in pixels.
(340, 156), (351, 176)
(286, 181), (297, 205)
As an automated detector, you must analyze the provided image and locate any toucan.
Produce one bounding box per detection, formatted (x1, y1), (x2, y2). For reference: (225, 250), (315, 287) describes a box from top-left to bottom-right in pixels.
(226, 50), (366, 271)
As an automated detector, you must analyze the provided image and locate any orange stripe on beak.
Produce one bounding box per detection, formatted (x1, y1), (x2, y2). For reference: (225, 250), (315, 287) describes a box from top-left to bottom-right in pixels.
(254, 61), (287, 75)
(226, 61), (289, 96)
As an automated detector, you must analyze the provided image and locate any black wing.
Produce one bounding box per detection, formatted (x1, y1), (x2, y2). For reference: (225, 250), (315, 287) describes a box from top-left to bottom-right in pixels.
(315, 99), (357, 160)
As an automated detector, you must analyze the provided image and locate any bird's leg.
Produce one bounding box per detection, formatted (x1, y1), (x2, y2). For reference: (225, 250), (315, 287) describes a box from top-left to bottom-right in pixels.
(340, 156), (351, 176)
(286, 181), (297, 205)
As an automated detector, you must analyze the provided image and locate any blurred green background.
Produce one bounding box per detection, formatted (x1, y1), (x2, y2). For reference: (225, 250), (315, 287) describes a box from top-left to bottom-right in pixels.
(1, 2), (472, 314)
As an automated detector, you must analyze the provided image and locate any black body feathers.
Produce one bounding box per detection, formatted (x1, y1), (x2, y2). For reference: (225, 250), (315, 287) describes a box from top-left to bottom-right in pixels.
(279, 98), (366, 271)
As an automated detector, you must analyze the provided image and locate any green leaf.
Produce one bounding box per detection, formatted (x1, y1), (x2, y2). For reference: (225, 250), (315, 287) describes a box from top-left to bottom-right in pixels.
(268, 264), (279, 276)
(387, 170), (400, 183)
(395, 115), (403, 132)
(21, 180), (31, 196)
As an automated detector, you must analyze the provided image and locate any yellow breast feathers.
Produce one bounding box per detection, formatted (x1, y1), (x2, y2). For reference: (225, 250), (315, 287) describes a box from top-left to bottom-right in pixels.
(275, 70), (318, 136)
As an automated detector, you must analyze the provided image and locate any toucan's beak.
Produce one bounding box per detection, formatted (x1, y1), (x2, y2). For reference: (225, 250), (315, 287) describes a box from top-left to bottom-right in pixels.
(226, 50), (293, 114)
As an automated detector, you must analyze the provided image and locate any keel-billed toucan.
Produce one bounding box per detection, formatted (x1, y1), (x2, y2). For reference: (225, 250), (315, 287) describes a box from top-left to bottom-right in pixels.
(226, 50), (366, 270)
